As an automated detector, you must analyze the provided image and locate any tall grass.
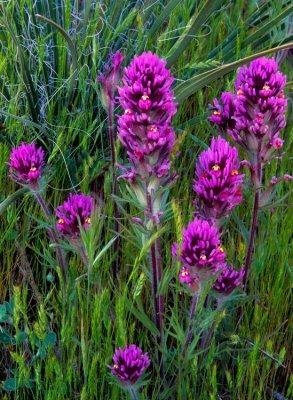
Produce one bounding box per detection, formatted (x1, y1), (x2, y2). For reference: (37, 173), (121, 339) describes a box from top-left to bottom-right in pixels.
(0, 1), (292, 399)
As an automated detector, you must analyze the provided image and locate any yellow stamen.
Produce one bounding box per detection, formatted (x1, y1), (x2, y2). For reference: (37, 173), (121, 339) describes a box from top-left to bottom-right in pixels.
(262, 85), (270, 91)
(218, 246), (224, 253)
(231, 169), (239, 176)
(148, 125), (158, 132)
(85, 217), (91, 224)
(30, 166), (37, 172)
(113, 364), (119, 369)
(200, 254), (207, 261)
(181, 270), (188, 277)
(212, 164), (221, 171)
(58, 218), (65, 225)
(213, 111), (221, 115)
(141, 95), (150, 101)
(124, 109), (132, 115)
(237, 89), (243, 96)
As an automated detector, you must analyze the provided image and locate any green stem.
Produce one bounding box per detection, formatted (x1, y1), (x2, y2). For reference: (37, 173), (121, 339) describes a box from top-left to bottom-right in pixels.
(34, 192), (67, 281)
(182, 292), (199, 356)
(146, 187), (164, 378)
(244, 150), (262, 288)
(128, 386), (140, 400)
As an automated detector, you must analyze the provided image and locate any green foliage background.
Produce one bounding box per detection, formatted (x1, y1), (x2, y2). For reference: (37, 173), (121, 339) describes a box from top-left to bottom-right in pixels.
(0, 1), (292, 399)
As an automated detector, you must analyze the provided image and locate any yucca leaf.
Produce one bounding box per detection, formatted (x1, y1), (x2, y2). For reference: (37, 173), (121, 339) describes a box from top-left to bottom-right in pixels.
(148, 0), (181, 36)
(207, 2), (269, 60)
(35, 14), (78, 98)
(174, 42), (293, 103)
(0, 18), (40, 122)
(166, 0), (226, 66)
(223, 3), (293, 61)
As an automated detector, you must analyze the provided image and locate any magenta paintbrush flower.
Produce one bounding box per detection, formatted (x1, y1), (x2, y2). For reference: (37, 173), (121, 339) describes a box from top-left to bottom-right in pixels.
(194, 136), (244, 219)
(209, 92), (237, 136)
(176, 218), (225, 282)
(234, 57), (287, 155)
(118, 112), (175, 179)
(209, 58), (287, 159)
(213, 263), (245, 295)
(118, 52), (177, 125)
(110, 344), (150, 384)
(8, 142), (45, 186)
(118, 52), (177, 181)
(55, 193), (94, 237)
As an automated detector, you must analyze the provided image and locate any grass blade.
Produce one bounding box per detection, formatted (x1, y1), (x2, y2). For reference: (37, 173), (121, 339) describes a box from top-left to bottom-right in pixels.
(166, 0), (226, 66)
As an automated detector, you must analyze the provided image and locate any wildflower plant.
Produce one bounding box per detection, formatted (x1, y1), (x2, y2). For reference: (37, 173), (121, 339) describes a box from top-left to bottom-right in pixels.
(209, 57), (292, 284)
(117, 52), (177, 374)
(110, 344), (150, 399)
(8, 142), (45, 187)
(8, 142), (67, 279)
(1, 5), (291, 395)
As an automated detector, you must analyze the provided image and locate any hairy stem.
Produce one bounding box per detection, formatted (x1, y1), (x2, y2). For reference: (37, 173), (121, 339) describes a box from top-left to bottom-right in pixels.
(199, 297), (222, 355)
(34, 192), (67, 280)
(146, 188), (164, 377)
(128, 386), (139, 400)
(244, 153), (262, 288)
(156, 237), (164, 346)
(108, 101), (116, 168)
(107, 100), (120, 280)
(182, 292), (199, 356)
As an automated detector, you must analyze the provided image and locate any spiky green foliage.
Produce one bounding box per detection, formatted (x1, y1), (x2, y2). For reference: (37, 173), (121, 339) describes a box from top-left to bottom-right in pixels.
(0, 1), (292, 399)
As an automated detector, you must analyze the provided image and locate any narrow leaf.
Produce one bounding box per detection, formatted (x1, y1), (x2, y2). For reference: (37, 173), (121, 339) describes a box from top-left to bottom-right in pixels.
(166, 0), (225, 66)
(35, 14), (78, 96)
(149, 0), (181, 36)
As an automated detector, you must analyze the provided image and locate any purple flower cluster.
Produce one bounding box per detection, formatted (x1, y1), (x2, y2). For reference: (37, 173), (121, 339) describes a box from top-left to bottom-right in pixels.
(175, 207), (245, 294)
(194, 136), (244, 219)
(175, 218), (226, 286)
(110, 344), (150, 384)
(209, 57), (287, 158)
(118, 52), (177, 180)
(55, 193), (94, 237)
(213, 263), (245, 295)
(118, 52), (176, 124)
(8, 142), (45, 186)
(209, 92), (237, 134)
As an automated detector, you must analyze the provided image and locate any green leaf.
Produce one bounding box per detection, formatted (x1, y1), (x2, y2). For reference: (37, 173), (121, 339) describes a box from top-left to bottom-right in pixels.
(3, 378), (20, 392)
(0, 329), (15, 345)
(93, 236), (118, 268)
(15, 331), (27, 345)
(36, 346), (47, 359)
(125, 297), (159, 338)
(0, 304), (7, 322)
(0, 187), (30, 215)
(43, 331), (57, 347)
(174, 42), (293, 103)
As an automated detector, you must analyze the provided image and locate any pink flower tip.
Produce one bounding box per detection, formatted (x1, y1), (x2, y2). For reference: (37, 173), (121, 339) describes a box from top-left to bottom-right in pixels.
(272, 137), (284, 149)
(110, 344), (150, 384)
(55, 193), (95, 237)
(8, 142), (45, 186)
